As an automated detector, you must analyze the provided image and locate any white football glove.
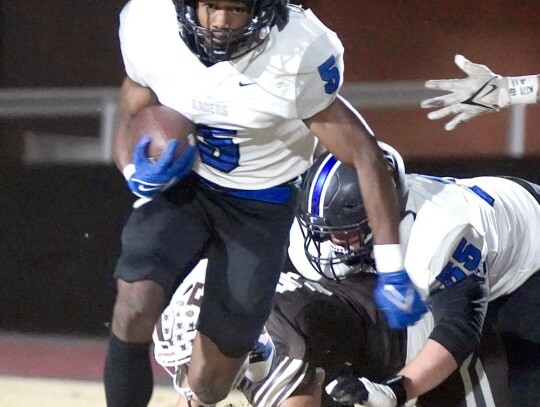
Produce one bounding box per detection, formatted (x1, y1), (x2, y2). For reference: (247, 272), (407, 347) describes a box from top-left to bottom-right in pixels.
(421, 54), (538, 131)
(326, 375), (408, 407)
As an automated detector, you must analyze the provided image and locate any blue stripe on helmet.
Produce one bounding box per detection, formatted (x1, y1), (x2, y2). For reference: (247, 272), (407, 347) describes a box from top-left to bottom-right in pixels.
(311, 155), (339, 215)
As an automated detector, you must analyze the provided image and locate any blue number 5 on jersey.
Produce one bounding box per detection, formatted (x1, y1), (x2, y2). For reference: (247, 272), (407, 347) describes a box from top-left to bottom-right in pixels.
(437, 237), (483, 288)
(318, 55), (341, 94)
(196, 125), (240, 173)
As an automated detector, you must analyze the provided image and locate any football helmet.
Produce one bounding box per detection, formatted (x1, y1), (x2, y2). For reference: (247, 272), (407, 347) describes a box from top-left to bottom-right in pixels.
(153, 260), (276, 391)
(297, 141), (406, 280)
(153, 277), (203, 392)
(173, 0), (289, 64)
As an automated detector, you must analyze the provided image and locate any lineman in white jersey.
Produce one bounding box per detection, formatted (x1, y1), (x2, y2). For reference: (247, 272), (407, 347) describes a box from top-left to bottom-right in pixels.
(295, 150), (540, 406)
(105, 2), (409, 407)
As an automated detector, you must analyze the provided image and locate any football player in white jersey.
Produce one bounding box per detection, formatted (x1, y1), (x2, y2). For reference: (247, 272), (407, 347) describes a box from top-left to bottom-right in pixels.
(105, 2), (417, 407)
(421, 54), (539, 130)
(296, 150), (540, 406)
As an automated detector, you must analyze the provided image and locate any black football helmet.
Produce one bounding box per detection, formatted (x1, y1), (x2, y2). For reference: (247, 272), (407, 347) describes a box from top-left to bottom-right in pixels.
(297, 141), (406, 280)
(173, 0), (289, 65)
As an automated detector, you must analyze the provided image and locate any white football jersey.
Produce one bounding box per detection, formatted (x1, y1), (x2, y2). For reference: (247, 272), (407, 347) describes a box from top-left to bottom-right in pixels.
(402, 175), (540, 300)
(119, 1), (344, 189)
(291, 173), (540, 301)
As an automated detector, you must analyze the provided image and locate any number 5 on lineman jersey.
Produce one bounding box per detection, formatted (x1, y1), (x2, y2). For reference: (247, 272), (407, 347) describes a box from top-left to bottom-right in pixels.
(436, 226), (486, 289)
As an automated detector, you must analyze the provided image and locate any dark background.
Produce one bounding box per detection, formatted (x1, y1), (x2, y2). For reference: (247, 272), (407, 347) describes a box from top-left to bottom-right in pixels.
(1, 1), (539, 336)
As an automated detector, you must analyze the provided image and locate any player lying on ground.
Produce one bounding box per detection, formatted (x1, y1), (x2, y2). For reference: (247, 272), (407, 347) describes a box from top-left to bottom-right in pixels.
(295, 148), (540, 406)
(154, 259), (508, 407)
(154, 143), (508, 407)
(421, 54), (539, 130)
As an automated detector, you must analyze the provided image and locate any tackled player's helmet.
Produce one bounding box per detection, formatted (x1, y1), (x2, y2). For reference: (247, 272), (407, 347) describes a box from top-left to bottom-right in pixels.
(153, 276), (203, 393)
(153, 260), (276, 391)
(173, 0), (289, 65)
(297, 141), (406, 280)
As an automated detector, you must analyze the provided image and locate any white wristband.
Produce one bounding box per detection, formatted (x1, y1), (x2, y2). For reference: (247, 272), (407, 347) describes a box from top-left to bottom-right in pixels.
(507, 75), (539, 105)
(123, 164), (136, 181)
(373, 244), (404, 273)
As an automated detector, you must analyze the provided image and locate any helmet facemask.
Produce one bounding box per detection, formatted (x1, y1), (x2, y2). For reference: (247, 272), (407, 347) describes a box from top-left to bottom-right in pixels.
(152, 283), (200, 392)
(152, 268), (274, 391)
(174, 0), (287, 64)
(298, 211), (375, 280)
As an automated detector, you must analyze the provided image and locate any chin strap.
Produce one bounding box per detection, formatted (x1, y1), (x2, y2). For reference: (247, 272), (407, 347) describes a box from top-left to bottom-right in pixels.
(177, 386), (196, 406)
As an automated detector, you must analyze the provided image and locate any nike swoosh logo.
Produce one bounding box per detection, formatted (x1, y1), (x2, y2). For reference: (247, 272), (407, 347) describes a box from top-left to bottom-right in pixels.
(464, 81), (498, 109)
(239, 81), (256, 87)
(138, 185), (161, 192)
(383, 285), (414, 312)
(480, 84), (497, 98)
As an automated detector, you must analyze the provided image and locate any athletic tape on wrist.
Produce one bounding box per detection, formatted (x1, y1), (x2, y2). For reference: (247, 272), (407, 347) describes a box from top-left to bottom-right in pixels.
(373, 244), (404, 273)
(507, 75), (539, 105)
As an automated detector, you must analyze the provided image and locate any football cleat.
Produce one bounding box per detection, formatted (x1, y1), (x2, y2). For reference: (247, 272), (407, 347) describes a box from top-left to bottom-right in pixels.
(245, 326), (276, 382)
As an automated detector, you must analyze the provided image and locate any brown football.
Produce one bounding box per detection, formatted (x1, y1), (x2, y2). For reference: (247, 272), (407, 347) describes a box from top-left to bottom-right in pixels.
(129, 105), (196, 160)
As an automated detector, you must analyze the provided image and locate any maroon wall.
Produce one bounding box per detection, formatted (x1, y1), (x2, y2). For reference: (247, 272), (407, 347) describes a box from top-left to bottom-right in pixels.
(304, 0), (540, 158)
(2, 1), (540, 159)
(0, 1), (126, 162)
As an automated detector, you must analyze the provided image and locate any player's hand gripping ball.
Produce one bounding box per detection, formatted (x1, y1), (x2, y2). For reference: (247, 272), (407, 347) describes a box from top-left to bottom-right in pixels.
(124, 105), (197, 204)
(129, 104), (196, 160)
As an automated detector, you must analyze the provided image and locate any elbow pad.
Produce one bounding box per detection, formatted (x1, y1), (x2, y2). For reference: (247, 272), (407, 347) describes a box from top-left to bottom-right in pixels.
(429, 275), (488, 365)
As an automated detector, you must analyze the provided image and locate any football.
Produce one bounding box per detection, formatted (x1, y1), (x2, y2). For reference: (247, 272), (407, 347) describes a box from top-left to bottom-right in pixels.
(129, 105), (196, 160)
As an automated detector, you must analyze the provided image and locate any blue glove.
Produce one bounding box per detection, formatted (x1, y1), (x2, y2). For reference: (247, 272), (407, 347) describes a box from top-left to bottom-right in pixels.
(124, 135), (196, 200)
(374, 270), (428, 329)
(326, 375), (407, 407)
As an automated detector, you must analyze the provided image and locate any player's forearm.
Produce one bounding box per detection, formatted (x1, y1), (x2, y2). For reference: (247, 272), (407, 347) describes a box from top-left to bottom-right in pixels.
(356, 155), (401, 245)
(112, 77), (158, 171)
(113, 113), (136, 171)
(305, 98), (400, 245)
(344, 112), (401, 245)
(398, 338), (458, 400)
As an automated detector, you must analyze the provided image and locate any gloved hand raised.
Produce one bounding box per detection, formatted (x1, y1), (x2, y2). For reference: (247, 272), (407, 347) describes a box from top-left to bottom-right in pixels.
(374, 270), (428, 329)
(326, 375), (408, 407)
(421, 54), (538, 130)
(123, 135), (196, 201)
